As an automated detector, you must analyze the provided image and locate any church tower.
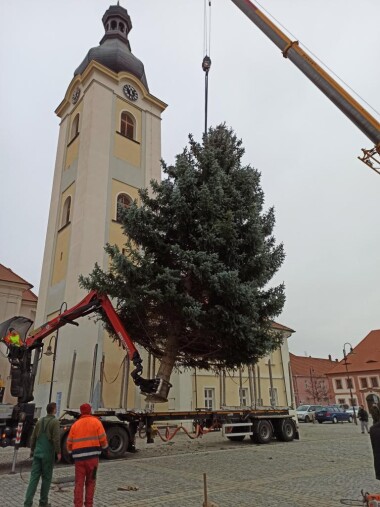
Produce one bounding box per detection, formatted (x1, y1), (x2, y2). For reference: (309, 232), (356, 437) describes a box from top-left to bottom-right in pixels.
(34, 4), (167, 411)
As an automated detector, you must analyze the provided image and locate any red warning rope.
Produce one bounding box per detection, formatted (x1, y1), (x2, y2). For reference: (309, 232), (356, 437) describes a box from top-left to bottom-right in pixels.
(154, 421), (221, 442)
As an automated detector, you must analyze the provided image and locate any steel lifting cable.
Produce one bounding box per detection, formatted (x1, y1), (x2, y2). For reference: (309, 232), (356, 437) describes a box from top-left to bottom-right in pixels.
(202, 1), (212, 135)
(255, 0), (380, 119)
(102, 355), (126, 384)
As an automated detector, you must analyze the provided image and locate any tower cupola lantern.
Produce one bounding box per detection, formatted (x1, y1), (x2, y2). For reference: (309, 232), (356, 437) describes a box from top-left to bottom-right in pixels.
(100, 3), (133, 49)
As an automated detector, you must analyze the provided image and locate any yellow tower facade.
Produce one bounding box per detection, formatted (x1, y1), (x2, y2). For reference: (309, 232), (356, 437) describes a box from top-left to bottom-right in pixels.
(34, 4), (166, 412)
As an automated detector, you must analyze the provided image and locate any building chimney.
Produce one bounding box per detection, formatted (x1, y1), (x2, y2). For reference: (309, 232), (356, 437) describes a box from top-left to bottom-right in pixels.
(328, 354), (332, 361)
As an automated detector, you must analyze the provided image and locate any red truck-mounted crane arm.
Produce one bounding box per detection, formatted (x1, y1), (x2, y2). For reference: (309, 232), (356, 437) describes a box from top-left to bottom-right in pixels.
(231, 0), (380, 174)
(3, 291), (159, 404)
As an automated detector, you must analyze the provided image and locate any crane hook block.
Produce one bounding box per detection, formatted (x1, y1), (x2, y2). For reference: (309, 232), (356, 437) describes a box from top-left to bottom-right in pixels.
(202, 55), (212, 73)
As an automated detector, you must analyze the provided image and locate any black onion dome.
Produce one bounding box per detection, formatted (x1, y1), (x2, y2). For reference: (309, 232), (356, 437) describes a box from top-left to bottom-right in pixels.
(74, 4), (148, 91)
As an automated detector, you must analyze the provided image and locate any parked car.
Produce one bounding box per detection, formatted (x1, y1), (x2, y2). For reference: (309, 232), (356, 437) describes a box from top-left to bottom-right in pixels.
(345, 405), (360, 416)
(296, 404), (324, 423)
(315, 406), (353, 424)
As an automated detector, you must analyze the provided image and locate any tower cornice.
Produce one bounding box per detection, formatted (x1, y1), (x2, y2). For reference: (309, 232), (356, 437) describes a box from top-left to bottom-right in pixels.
(56, 61), (167, 118)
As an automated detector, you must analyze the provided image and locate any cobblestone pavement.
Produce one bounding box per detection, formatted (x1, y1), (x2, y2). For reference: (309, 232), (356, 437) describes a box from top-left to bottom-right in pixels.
(1, 421), (379, 506)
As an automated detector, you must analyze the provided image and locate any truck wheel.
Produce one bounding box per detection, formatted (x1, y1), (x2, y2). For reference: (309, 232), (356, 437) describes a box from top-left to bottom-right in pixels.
(106, 426), (129, 459)
(250, 419), (273, 444)
(274, 419), (296, 442)
(61, 434), (73, 464)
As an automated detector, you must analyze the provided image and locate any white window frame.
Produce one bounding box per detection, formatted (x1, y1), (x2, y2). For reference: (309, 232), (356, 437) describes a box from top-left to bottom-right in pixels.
(204, 388), (215, 411)
(239, 387), (249, 407)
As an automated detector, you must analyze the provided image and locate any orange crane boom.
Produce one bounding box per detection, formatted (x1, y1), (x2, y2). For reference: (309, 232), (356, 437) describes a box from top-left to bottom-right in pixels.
(231, 0), (380, 174)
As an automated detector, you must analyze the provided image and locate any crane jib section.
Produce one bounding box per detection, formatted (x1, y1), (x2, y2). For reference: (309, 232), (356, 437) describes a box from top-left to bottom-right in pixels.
(231, 0), (380, 146)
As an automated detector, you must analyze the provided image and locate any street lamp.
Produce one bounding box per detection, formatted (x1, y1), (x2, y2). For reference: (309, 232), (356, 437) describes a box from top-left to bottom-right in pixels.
(43, 301), (67, 404)
(343, 342), (358, 425)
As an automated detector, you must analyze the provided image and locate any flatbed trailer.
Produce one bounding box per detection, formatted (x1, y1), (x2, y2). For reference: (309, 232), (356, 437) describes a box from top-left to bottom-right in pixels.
(59, 407), (299, 462)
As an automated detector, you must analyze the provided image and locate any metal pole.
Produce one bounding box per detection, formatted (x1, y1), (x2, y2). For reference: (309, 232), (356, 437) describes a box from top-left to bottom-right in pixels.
(252, 364), (258, 409)
(48, 301), (67, 404)
(48, 335), (58, 404)
(66, 350), (77, 408)
(194, 367), (198, 408)
(89, 344), (98, 404)
(343, 349), (358, 425)
(239, 367), (243, 407)
(248, 364), (254, 408)
(268, 359), (275, 407)
(124, 355), (130, 409)
(119, 355), (126, 408)
(257, 365), (261, 406)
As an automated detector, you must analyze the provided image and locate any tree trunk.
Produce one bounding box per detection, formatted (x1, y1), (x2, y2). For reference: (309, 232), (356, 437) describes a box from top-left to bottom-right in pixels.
(145, 334), (178, 403)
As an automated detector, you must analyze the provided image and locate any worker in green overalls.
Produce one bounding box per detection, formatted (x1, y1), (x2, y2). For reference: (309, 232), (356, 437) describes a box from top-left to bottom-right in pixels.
(24, 402), (61, 507)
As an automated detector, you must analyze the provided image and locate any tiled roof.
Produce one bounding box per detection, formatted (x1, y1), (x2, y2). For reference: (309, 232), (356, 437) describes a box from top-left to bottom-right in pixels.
(327, 330), (380, 374)
(290, 353), (337, 377)
(0, 263), (32, 288)
(271, 321), (295, 333)
(22, 289), (38, 303)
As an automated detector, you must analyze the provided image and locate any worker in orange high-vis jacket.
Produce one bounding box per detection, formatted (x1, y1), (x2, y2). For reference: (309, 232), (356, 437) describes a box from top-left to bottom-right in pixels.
(67, 403), (108, 507)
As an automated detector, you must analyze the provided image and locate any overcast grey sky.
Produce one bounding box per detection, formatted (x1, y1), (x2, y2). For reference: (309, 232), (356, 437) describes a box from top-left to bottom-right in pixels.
(1, 0), (379, 360)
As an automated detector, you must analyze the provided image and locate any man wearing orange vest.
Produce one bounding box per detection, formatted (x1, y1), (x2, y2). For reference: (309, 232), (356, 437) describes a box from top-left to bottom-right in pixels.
(67, 403), (108, 507)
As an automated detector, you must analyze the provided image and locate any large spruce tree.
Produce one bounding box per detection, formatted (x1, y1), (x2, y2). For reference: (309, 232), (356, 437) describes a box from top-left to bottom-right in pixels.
(81, 125), (285, 397)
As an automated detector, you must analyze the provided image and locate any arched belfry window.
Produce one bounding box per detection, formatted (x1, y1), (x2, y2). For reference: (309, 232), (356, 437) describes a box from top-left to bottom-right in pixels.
(120, 112), (135, 140)
(71, 114), (80, 140)
(62, 196), (71, 227)
(116, 193), (132, 222)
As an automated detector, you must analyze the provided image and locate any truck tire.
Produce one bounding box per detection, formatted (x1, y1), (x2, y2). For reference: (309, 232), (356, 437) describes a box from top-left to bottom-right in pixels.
(274, 419), (296, 442)
(250, 419), (273, 444)
(61, 434), (73, 464)
(105, 426), (129, 459)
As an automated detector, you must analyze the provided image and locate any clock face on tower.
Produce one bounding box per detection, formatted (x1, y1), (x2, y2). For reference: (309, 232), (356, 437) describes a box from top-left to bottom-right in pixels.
(123, 84), (138, 101)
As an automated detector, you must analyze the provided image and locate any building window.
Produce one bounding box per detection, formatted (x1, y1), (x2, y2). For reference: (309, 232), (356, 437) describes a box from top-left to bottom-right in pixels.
(346, 378), (353, 389)
(204, 388), (215, 410)
(61, 196), (71, 227)
(338, 398), (346, 404)
(120, 111), (135, 140)
(269, 388), (278, 406)
(71, 113), (80, 140)
(361, 378), (368, 389)
(116, 193), (132, 222)
(371, 377), (379, 388)
(239, 388), (248, 407)
(335, 379), (343, 389)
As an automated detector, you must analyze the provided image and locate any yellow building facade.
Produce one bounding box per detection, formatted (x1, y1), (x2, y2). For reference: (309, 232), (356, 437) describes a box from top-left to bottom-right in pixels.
(34, 4), (166, 413)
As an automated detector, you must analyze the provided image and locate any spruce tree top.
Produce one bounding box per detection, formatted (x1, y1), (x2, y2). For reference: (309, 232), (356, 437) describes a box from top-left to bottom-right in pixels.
(81, 124), (286, 370)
